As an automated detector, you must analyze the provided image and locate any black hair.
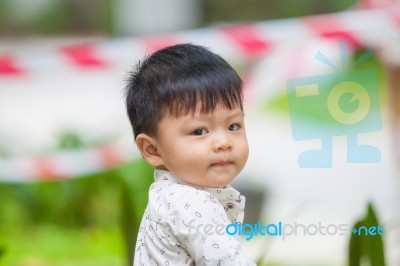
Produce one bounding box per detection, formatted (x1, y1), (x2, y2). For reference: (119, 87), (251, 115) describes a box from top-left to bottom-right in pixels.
(125, 43), (243, 139)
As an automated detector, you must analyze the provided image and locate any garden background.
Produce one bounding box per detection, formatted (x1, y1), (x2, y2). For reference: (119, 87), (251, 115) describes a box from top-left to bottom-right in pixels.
(0, 0), (399, 265)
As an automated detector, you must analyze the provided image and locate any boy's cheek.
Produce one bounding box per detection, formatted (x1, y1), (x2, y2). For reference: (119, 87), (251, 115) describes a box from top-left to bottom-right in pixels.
(236, 136), (249, 152)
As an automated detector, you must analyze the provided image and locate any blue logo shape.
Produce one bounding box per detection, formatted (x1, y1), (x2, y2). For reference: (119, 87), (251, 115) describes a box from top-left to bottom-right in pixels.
(286, 41), (382, 168)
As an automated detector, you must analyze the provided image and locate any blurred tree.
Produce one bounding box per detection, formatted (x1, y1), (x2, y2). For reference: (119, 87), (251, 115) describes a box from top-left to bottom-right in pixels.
(0, 0), (112, 35)
(57, 131), (86, 149)
(204, 0), (356, 23)
(0, 0), (356, 36)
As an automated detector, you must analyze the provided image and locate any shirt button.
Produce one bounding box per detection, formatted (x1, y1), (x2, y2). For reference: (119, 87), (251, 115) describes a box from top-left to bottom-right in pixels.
(226, 203), (235, 209)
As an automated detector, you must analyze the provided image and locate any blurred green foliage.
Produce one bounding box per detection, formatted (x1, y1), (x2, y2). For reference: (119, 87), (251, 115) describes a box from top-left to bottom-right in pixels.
(0, 158), (153, 265)
(33, 0), (113, 35)
(204, 0), (355, 22)
(0, 0), (355, 36)
(0, 0), (113, 35)
(57, 131), (87, 149)
(349, 203), (385, 266)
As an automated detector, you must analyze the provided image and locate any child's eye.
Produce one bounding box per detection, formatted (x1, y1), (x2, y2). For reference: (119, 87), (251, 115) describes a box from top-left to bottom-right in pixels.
(192, 128), (208, 136)
(228, 123), (241, 131)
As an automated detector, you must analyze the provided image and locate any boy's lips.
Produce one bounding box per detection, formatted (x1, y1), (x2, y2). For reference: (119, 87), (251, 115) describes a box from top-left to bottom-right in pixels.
(210, 160), (233, 167)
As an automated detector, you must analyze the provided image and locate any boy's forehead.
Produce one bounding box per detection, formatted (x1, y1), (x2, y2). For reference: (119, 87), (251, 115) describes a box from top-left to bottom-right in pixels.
(167, 105), (244, 121)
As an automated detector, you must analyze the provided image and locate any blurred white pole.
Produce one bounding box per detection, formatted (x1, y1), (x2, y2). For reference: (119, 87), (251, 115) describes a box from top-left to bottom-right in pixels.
(113, 0), (202, 35)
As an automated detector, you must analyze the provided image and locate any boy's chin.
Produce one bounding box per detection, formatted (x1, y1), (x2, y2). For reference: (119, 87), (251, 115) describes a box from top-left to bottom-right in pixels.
(203, 177), (234, 188)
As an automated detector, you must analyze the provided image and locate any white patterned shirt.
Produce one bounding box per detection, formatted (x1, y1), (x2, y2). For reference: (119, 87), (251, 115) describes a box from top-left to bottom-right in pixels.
(134, 169), (255, 266)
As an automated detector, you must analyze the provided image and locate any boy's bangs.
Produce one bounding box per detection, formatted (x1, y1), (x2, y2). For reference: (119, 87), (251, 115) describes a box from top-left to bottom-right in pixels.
(164, 71), (243, 117)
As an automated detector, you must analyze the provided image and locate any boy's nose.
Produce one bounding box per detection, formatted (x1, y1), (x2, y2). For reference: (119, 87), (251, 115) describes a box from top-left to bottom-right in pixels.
(212, 132), (233, 152)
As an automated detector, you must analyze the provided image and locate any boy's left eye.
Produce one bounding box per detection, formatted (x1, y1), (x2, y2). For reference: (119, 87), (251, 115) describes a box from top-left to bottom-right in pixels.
(192, 128), (208, 136)
(228, 124), (241, 131)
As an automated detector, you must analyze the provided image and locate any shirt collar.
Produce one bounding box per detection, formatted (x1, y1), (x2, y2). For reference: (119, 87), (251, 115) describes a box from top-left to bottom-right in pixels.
(154, 169), (246, 222)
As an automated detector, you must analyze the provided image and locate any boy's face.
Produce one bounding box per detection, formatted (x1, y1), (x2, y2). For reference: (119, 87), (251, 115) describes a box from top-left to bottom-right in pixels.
(154, 103), (249, 188)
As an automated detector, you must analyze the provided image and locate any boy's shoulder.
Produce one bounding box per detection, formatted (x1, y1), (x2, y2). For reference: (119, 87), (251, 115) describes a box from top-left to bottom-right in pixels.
(147, 180), (231, 228)
(149, 178), (215, 202)
(147, 177), (225, 217)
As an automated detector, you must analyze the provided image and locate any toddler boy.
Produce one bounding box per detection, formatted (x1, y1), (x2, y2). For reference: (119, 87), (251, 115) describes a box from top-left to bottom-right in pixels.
(125, 43), (255, 265)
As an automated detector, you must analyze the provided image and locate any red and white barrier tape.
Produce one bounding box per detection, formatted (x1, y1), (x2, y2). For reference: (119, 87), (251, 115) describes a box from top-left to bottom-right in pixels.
(0, 141), (139, 183)
(1, 6), (400, 77)
(1, 6), (400, 182)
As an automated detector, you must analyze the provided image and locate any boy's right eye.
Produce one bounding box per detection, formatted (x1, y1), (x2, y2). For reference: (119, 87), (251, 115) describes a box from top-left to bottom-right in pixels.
(192, 128), (208, 136)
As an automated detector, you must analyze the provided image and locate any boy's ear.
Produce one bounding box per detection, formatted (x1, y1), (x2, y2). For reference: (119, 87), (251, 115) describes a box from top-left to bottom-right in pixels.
(135, 133), (164, 168)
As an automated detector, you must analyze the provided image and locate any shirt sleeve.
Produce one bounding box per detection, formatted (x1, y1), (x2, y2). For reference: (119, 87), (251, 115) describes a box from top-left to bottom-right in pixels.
(164, 189), (256, 266)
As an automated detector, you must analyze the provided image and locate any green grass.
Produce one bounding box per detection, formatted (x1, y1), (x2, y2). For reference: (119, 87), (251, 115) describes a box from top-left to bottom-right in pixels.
(1, 225), (124, 266)
(0, 159), (154, 266)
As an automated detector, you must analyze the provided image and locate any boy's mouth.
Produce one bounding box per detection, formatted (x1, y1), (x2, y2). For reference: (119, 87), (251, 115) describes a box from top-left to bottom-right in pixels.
(210, 160), (233, 167)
